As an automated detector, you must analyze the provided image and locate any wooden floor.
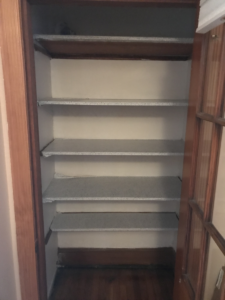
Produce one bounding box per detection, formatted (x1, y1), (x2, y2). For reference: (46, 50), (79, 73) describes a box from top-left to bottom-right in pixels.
(50, 267), (174, 300)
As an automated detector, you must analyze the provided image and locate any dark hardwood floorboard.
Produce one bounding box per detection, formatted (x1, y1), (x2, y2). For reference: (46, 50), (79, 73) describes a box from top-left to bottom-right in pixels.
(50, 268), (174, 300)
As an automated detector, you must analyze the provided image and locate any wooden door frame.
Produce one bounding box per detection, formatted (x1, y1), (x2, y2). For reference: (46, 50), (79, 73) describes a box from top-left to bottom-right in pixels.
(0, 0), (47, 300)
(173, 31), (205, 300)
(174, 23), (225, 300)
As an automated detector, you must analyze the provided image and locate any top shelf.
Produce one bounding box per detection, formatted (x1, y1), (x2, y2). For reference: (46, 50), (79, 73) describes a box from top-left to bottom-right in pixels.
(34, 35), (193, 60)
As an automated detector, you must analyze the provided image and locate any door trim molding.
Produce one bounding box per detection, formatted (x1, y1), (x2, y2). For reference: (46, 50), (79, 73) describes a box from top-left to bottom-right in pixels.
(0, 0), (47, 299)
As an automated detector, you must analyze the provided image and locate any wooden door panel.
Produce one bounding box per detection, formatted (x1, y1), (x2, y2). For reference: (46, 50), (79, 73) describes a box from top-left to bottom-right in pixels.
(187, 214), (204, 292)
(173, 32), (205, 300)
(202, 25), (225, 115)
(174, 23), (225, 300)
(0, 1), (47, 299)
(194, 121), (213, 211)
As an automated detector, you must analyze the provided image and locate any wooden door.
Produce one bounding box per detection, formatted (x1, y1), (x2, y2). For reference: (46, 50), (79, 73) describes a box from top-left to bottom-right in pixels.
(174, 24), (225, 300)
(0, 0), (47, 299)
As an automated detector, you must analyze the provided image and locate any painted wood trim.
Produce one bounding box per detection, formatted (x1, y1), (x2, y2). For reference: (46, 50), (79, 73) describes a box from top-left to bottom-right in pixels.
(21, 3), (48, 300)
(0, 0), (47, 299)
(197, 0), (225, 33)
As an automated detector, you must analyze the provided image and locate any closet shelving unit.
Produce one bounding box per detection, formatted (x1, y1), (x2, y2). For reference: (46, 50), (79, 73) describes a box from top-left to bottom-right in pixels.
(34, 31), (192, 293)
(35, 34), (191, 234)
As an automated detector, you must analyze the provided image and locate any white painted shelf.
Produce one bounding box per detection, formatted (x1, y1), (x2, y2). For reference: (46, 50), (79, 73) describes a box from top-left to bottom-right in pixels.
(38, 98), (188, 107)
(51, 212), (178, 232)
(43, 176), (181, 203)
(42, 139), (184, 157)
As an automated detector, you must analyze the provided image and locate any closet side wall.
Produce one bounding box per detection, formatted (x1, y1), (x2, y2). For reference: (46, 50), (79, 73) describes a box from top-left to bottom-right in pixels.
(35, 51), (57, 296)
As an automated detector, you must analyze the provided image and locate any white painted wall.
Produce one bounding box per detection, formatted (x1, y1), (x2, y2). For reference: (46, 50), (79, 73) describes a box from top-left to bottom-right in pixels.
(55, 156), (184, 178)
(51, 60), (190, 100)
(204, 238), (225, 300)
(203, 127), (225, 300)
(35, 51), (57, 296)
(53, 105), (187, 140)
(0, 51), (21, 300)
(212, 127), (225, 239)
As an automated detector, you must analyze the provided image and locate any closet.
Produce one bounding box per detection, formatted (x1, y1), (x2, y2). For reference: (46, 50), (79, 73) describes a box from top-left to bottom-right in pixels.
(2, 0), (225, 299)
(10, 0), (225, 299)
(30, 4), (196, 298)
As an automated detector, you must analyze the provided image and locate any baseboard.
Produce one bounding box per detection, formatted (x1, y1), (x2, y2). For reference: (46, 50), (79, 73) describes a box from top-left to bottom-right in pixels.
(57, 247), (176, 268)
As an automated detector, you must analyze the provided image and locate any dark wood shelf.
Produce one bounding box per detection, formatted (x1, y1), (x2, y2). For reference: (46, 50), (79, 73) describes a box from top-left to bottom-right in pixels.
(34, 35), (193, 60)
(29, 0), (197, 8)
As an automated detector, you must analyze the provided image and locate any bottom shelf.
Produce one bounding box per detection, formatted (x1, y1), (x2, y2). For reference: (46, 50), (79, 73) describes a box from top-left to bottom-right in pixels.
(51, 212), (178, 232)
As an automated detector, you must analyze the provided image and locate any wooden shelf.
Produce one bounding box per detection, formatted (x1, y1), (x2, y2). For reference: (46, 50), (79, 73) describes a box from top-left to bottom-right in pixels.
(43, 176), (182, 203)
(51, 212), (178, 232)
(29, 0), (197, 8)
(38, 98), (188, 107)
(34, 35), (193, 60)
(42, 139), (185, 157)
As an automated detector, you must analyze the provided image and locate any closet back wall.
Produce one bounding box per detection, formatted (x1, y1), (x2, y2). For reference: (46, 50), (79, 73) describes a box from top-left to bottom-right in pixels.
(51, 59), (190, 179)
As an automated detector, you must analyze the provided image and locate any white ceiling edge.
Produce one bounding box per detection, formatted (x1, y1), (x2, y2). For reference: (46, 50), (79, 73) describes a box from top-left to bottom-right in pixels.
(200, 0), (208, 5)
(197, 0), (225, 33)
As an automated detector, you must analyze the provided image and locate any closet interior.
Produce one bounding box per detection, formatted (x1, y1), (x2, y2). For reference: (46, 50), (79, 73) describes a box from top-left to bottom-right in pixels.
(31, 4), (197, 298)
